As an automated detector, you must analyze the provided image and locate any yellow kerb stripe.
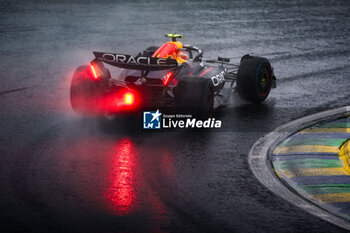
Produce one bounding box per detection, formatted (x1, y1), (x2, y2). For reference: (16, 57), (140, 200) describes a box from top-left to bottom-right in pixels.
(274, 169), (282, 178)
(273, 145), (340, 154)
(299, 128), (350, 133)
(312, 193), (350, 203)
(280, 167), (348, 178)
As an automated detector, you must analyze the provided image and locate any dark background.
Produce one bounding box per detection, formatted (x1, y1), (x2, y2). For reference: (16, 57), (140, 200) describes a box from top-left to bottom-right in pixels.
(0, 0), (349, 232)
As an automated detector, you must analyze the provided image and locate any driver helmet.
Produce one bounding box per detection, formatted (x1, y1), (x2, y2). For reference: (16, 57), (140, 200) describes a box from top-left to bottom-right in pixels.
(177, 51), (188, 63)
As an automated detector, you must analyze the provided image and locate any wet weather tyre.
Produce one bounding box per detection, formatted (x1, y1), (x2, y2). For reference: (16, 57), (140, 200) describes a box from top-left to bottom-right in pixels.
(70, 66), (103, 115)
(237, 56), (273, 102)
(175, 76), (214, 119)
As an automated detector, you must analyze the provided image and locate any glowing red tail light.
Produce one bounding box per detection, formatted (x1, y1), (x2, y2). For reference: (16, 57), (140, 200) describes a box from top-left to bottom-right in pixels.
(90, 64), (99, 79)
(124, 93), (134, 105)
(163, 72), (173, 86)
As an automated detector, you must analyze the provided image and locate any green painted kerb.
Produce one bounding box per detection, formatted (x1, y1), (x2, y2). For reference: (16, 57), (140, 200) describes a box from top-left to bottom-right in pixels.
(274, 159), (342, 170)
(314, 122), (350, 128)
(279, 138), (345, 147)
(297, 184), (350, 195)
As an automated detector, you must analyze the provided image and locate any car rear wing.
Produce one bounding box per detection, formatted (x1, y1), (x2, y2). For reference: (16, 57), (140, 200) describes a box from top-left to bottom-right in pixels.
(93, 51), (178, 71)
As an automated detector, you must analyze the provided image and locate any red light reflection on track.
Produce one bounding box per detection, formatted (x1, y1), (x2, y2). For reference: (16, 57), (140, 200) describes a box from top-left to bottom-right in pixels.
(104, 138), (137, 215)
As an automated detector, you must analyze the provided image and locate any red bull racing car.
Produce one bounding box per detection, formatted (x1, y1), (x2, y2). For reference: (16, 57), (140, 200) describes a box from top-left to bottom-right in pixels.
(70, 34), (276, 118)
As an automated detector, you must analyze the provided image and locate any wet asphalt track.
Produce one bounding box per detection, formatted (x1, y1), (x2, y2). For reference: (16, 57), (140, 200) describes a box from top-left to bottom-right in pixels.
(0, 0), (350, 232)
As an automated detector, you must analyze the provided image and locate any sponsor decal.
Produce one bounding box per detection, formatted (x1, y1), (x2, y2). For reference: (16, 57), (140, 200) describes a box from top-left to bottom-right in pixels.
(96, 52), (177, 67)
(143, 110), (222, 129)
(210, 70), (226, 86)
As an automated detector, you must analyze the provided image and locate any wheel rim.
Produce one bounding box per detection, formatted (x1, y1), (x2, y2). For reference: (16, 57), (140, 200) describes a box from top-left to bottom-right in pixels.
(257, 66), (271, 96)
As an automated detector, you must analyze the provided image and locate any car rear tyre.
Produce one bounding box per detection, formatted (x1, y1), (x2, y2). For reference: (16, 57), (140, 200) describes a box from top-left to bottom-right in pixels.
(237, 55), (273, 102)
(175, 76), (214, 119)
(70, 66), (103, 115)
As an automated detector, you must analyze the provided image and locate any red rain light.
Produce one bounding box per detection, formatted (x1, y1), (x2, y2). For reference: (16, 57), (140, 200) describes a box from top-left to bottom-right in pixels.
(124, 93), (134, 105)
(90, 64), (99, 79)
(163, 72), (173, 86)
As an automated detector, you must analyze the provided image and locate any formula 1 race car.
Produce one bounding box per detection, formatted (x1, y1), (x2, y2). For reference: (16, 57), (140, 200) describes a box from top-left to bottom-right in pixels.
(70, 34), (276, 119)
